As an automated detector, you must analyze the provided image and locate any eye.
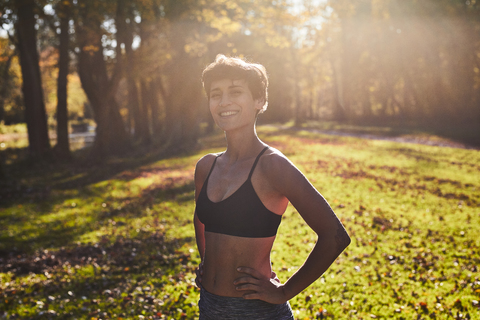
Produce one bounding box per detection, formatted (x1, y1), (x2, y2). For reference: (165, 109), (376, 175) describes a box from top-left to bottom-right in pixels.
(210, 92), (221, 99)
(230, 90), (242, 96)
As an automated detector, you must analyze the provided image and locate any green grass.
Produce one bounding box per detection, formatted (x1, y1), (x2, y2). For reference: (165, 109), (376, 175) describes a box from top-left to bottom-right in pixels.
(1, 126), (479, 319)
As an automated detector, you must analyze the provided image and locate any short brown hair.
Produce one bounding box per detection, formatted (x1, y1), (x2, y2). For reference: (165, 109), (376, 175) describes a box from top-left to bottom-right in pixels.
(202, 54), (269, 113)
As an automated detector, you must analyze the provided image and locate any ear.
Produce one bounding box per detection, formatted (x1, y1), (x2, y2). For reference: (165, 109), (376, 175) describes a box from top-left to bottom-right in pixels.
(254, 98), (265, 111)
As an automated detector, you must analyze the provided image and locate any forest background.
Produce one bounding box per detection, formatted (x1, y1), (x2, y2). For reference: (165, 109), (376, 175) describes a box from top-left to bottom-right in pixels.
(1, 0), (479, 165)
(1, 1), (480, 319)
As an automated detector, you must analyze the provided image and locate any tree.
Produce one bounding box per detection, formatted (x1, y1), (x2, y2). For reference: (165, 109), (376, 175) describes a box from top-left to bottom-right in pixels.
(116, 0), (150, 144)
(14, 0), (51, 159)
(54, 0), (72, 159)
(75, 0), (131, 157)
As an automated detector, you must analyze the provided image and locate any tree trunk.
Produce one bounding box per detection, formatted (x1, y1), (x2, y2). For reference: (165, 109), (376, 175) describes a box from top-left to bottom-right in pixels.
(124, 32), (147, 143)
(15, 0), (51, 159)
(290, 47), (304, 126)
(338, 17), (352, 121)
(115, 0), (150, 145)
(139, 79), (151, 144)
(149, 76), (164, 138)
(164, 53), (201, 147)
(55, 0), (71, 159)
(76, 22), (130, 158)
(127, 76), (143, 141)
(330, 56), (346, 121)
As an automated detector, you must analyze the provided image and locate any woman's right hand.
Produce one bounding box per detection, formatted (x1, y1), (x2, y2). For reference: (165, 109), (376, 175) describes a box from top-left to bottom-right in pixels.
(195, 261), (204, 288)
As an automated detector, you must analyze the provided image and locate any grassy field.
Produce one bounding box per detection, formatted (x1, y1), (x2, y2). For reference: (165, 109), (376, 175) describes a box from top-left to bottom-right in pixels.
(1, 126), (479, 319)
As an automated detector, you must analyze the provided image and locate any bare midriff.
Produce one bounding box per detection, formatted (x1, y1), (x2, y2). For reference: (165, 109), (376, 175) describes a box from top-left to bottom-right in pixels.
(202, 232), (276, 297)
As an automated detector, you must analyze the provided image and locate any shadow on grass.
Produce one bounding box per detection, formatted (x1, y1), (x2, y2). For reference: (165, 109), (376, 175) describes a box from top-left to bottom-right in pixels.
(0, 231), (192, 277)
(0, 139), (200, 203)
(0, 138), (204, 260)
(0, 140), (200, 206)
(1, 231), (199, 319)
(0, 177), (196, 257)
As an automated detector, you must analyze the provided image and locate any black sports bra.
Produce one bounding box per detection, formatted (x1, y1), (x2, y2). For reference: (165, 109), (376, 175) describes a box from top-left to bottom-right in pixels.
(196, 147), (282, 238)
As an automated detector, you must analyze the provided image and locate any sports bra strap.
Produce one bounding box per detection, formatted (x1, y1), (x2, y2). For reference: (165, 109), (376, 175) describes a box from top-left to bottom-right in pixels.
(205, 153), (223, 183)
(248, 147), (269, 179)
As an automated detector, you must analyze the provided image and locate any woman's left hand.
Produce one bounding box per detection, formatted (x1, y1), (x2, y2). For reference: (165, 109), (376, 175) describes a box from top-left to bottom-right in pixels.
(234, 267), (288, 304)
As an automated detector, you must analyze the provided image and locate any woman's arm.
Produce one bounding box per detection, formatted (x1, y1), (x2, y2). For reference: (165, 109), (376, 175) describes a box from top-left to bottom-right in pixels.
(194, 212), (205, 260)
(276, 154), (351, 301)
(235, 152), (351, 303)
(193, 154), (216, 285)
(193, 211), (205, 287)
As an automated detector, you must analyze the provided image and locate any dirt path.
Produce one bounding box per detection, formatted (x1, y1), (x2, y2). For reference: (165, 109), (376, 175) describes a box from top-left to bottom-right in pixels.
(269, 125), (479, 150)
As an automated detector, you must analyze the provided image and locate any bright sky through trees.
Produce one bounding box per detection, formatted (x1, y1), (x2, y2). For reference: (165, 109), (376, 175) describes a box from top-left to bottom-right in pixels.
(1, 0), (479, 158)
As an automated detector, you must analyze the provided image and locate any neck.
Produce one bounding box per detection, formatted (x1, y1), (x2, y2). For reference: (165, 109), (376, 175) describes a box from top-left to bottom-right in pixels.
(223, 125), (264, 162)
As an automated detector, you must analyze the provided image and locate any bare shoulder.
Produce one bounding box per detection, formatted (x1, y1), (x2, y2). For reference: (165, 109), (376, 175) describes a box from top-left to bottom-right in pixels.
(195, 153), (219, 182)
(258, 146), (312, 198)
(194, 153), (221, 200)
(259, 147), (299, 178)
(196, 153), (217, 173)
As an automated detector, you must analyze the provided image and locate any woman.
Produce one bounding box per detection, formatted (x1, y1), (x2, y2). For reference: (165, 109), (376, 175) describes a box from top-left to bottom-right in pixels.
(194, 54), (351, 319)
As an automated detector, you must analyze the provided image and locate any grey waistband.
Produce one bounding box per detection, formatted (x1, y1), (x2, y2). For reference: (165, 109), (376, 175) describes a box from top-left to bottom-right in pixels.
(198, 285), (294, 320)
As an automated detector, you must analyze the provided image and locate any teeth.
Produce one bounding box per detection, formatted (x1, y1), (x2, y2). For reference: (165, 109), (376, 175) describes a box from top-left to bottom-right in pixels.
(220, 111), (238, 116)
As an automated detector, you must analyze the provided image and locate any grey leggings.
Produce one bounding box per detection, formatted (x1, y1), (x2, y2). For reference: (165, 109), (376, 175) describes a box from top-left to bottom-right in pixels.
(199, 285), (294, 320)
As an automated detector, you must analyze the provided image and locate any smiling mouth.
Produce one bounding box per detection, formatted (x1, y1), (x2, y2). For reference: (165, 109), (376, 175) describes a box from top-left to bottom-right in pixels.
(220, 111), (239, 117)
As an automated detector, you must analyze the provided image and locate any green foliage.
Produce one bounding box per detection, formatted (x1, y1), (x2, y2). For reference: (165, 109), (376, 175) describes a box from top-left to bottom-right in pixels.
(0, 41), (24, 125)
(4, 0), (479, 157)
(0, 122), (27, 135)
(1, 127), (479, 319)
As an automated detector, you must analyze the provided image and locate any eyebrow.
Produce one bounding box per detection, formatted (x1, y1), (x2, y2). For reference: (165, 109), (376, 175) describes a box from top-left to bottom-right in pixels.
(210, 85), (244, 92)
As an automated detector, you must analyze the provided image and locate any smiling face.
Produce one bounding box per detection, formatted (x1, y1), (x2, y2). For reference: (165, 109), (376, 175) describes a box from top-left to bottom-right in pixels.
(209, 78), (264, 132)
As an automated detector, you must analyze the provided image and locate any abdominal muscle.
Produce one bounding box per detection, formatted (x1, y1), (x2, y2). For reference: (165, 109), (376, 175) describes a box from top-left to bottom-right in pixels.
(202, 232), (276, 297)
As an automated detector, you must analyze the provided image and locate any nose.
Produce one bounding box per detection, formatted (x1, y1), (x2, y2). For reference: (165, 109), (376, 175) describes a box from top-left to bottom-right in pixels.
(219, 93), (231, 107)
